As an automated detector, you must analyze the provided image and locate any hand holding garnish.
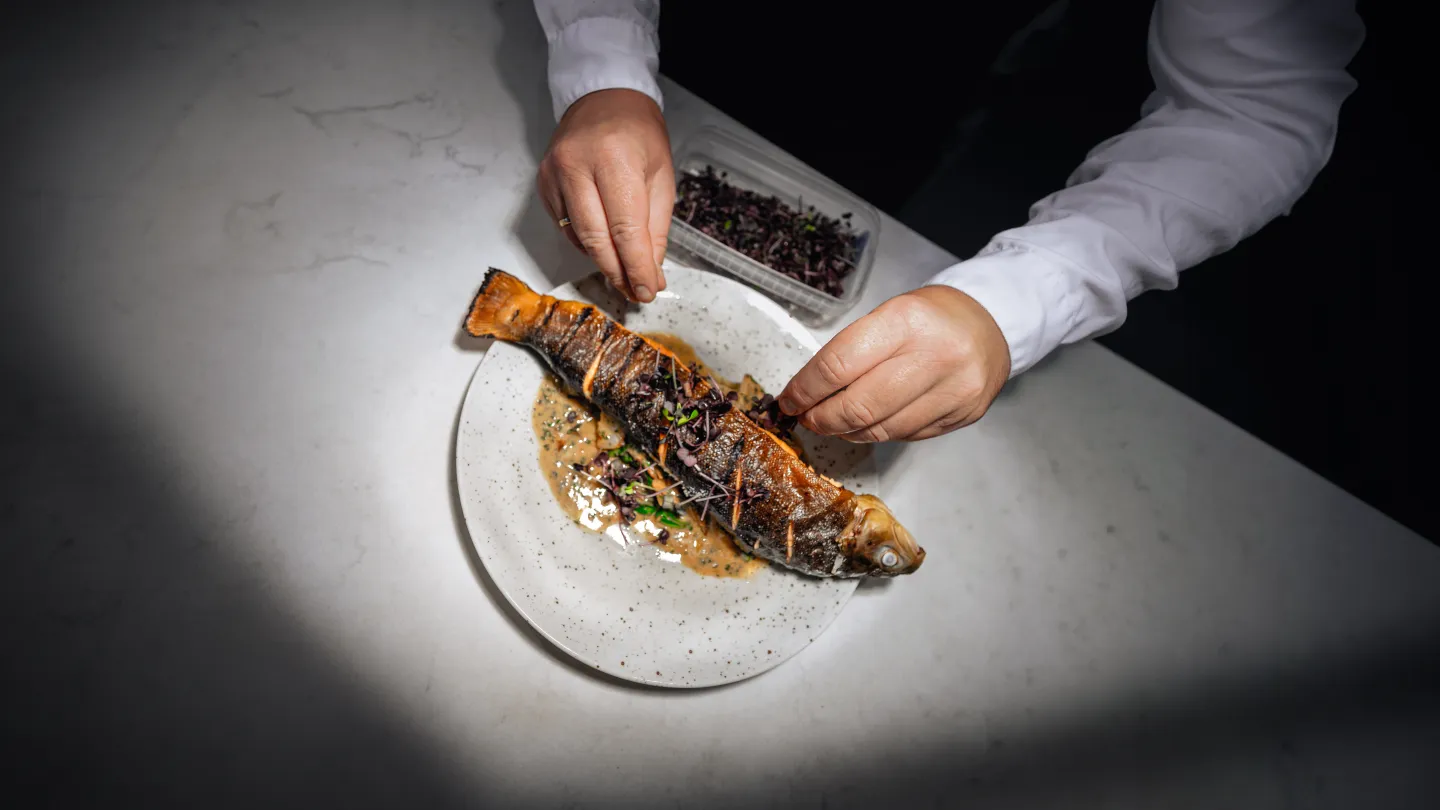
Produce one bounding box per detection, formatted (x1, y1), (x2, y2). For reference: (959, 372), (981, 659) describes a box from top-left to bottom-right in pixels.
(779, 286), (1011, 442)
(538, 89), (674, 303)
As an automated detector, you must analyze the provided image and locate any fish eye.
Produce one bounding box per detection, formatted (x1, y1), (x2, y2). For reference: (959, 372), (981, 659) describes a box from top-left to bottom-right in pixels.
(877, 546), (901, 569)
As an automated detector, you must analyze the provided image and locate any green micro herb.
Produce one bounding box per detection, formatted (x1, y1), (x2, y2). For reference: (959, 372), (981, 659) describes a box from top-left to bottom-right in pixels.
(635, 503), (690, 529)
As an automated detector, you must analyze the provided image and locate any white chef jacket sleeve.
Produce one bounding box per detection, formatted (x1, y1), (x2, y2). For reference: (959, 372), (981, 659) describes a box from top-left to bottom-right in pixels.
(533, 0), (663, 122)
(926, 0), (1364, 375)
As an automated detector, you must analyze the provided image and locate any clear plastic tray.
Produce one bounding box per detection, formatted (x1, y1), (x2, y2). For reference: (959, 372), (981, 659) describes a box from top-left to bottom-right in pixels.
(668, 126), (880, 324)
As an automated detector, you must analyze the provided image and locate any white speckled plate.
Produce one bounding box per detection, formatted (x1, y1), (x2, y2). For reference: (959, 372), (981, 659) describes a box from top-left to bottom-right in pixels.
(456, 264), (872, 688)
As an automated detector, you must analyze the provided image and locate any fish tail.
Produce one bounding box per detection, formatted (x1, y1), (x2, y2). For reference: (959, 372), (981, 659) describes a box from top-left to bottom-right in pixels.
(463, 268), (546, 341)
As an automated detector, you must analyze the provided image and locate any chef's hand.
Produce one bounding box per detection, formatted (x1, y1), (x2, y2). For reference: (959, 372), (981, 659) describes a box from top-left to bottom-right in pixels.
(538, 88), (674, 303)
(778, 286), (1010, 442)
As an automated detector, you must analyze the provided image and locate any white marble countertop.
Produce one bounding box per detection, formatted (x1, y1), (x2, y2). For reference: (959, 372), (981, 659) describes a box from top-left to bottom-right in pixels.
(4, 2), (1438, 807)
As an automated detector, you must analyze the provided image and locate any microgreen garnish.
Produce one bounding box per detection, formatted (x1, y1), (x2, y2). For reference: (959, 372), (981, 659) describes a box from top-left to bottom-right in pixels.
(744, 393), (799, 441)
(677, 165), (861, 297)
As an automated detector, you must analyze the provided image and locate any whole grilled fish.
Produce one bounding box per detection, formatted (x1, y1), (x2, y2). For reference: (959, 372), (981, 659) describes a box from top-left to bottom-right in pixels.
(464, 269), (924, 578)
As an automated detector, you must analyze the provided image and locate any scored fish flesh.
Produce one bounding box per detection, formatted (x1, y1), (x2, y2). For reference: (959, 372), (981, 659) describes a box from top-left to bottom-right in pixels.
(463, 269), (924, 578)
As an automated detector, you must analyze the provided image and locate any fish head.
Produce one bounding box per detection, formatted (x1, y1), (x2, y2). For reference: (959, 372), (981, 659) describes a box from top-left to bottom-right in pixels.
(849, 495), (925, 576)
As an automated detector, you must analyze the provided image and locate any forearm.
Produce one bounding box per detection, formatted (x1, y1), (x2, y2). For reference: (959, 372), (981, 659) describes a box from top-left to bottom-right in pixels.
(533, 0), (662, 121)
(929, 0), (1364, 375)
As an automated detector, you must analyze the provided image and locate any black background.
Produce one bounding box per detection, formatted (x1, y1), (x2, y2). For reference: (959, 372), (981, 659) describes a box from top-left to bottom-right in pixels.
(661, 0), (1438, 542)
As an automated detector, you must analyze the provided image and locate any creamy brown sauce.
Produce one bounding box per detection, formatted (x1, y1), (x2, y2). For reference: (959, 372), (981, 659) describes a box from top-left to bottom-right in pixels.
(532, 333), (769, 579)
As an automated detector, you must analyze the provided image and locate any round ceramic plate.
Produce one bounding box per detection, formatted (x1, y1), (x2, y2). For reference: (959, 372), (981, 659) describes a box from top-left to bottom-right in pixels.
(455, 264), (873, 688)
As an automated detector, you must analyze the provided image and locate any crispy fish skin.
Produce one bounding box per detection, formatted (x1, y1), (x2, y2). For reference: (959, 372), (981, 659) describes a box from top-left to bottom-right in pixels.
(464, 268), (924, 578)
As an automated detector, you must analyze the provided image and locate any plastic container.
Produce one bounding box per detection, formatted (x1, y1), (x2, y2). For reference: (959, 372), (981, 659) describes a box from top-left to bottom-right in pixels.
(668, 126), (881, 324)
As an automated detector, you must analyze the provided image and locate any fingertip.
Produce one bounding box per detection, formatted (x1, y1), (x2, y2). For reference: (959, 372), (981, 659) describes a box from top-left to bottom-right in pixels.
(623, 258), (663, 304)
(797, 410), (818, 434)
(603, 272), (634, 302)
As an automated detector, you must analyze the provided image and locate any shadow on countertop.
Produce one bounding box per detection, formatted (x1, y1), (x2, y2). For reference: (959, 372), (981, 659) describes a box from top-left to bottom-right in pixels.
(0, 243), (488, 806)
(0, 2), (489, 807)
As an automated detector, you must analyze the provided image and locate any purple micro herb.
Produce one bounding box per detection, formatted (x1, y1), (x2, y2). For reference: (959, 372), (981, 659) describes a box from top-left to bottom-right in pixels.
(744, 393), (799, 441)
(674, 490), (727, 509)
(675, 445), (699, 467)
(677, 165), (861, 298)
(735, 483), (770, 508)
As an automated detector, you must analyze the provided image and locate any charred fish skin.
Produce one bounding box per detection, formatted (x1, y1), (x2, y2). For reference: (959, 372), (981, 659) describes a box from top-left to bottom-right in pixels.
(538, 301), (611, 395)
(463, 268), (926, 578)
(591, 330), (673, 448)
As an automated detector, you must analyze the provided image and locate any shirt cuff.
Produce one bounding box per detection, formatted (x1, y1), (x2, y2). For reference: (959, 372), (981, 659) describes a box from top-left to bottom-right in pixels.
(923, 246), (1073, 377)
(547, 17), (663, 122)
